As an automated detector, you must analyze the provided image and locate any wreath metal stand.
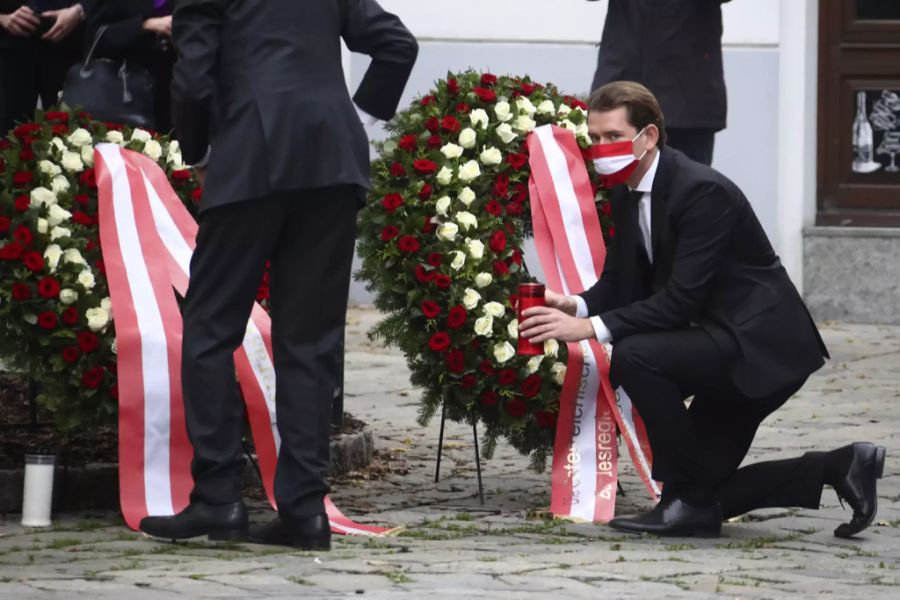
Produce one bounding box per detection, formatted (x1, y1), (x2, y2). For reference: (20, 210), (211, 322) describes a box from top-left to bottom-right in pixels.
(433, 403), (485, 505)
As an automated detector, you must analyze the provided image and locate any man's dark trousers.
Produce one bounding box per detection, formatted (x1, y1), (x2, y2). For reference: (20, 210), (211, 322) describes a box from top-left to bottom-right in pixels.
(181, 185), (358, 520)
(610, 327), (827, 518)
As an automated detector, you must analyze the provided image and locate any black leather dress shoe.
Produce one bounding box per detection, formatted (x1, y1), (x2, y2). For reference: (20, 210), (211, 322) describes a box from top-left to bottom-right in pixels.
(608, 497), (722, 538)
(831, 442), (886, 538)
(139, 501), (248, 542)
(249, 514), (331, 550)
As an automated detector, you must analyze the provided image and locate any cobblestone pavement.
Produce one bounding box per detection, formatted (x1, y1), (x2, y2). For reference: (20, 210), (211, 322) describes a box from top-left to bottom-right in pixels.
(1, 307), (898, 599)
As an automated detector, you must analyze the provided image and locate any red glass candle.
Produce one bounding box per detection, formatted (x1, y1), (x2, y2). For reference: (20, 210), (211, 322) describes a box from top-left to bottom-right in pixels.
(517, 283), (546, 355)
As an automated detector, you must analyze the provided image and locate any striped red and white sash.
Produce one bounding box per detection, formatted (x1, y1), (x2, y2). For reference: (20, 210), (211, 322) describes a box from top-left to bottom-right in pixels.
(96, 145), (390, 536)
(527, 126), (660, 522)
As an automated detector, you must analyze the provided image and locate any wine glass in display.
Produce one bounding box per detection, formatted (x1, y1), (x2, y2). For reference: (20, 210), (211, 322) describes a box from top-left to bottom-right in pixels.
(876, 131), (900, 172)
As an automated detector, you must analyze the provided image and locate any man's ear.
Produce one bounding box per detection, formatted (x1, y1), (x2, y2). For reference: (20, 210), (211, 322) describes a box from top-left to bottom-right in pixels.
(644, 124), (661, 151)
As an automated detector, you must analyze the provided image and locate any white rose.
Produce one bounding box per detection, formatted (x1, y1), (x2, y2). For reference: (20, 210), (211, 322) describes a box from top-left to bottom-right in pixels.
(23, 314), (37, 325)
(143, 139), (163, 160)
(80, 144), (94, 167)
(50, 137), (67, 153)
(51, 175), (70, 194)
(59, 289), (78, 305)
(479, 146), (503, 166)
(469, 108), (489, 130)
(527, 354), (544, 374)
(63, 248), (86, 265)
(85, 307), (110, 332)
(544, 338), (560, 357)
(494, 101), (513, 123)
(67, 128), (93, 147)
(463, 288), (481, 310)
(436, 222), (459, 242)
(551, 362), (567, 386)
(49, 226), (71, 241)
(483, 301), (505, 318)
(39, 160), (62, 176)
(435, 195), (451, 216)
(61, 151), (84, 173)
(167, 151), (184, 169)
(458, 160), (481, 183)
(436, 166), (453, 186)
(131, 128), (152, 143)
(381, 140), (398, 156)
(475, 272), (493, 288)
(559, 119), (577, 133)
(496, 123), (518, 145)
(576, 107), (588, 119)
(458, 127), (477, 149)
(474, 315), (494, 337)
(516, 96), (536, 117)
(106, 130), (125, 144)
(77, 269), (95, 290)
(31, 187), (56, 208)
(100, 297), (112, 316)
(440, 143), (464, 160)
(36, 218), (48, 234)
(47, 204), (72, 226)
(455, 211), (478, 231)
(43, 244), (63, 272)
(557, 104), (572, 117)
(507, 319), (519, 339)
(167, 140), (180, 156)
(458, 187), (476, 207)
(493, 341), (516, 364)
(450, 251), (466, 271)
(514, 114), (537, 133)
(466, 238), (485, 260)
(576, 122), (589, 138)
(537, 100), (556, 116)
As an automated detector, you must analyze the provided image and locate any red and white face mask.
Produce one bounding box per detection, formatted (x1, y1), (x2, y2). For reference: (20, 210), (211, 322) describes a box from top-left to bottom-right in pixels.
(589, 127), (647, 188)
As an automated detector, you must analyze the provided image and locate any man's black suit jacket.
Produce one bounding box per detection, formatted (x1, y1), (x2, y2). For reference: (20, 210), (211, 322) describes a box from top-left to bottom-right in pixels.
(171, 0), (418, 211)
(579, 147), (828, 399)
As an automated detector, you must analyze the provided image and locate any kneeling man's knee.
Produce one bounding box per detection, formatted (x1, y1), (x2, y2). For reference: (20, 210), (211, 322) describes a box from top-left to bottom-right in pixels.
(609, 335), (653, 387)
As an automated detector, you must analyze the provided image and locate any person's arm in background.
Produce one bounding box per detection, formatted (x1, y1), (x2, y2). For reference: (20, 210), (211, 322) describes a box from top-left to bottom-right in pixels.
(0, 4), (40, 38)
(40, 1), (86, 43)
(87, 0), (169, 57)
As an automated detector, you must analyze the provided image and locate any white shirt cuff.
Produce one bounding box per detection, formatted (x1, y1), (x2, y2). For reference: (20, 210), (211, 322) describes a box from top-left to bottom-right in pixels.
(356, 106), (380, 126)
(574, 295), (588, 318)
(590, 316), (613, 343)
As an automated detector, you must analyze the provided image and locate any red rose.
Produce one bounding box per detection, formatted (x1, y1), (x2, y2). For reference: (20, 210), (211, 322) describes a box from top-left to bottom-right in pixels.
(37, 276), (61, 299)
(509, 294), (519, 309)
(505, 201), (523, 216)
(51, 124), (68, 135)
(13, 123), (40, 138)
(418, 183), (433, 200)
(536, 410), (557, 429)
(0, 139), (9, 150)
(413, 159), (438, 174)
(472, 87), (497, 103)
(421, 300), (441, 319)
(81, 367), (105, 389)
(45, 111), (69, 123)
(80, 168), (97, 188)
(511, 183), (528, 203)
(480, 360), (496, 375)
(461, 374), (477, 389)
(504, 222), (515, 235)
(601, 202), (613, 217)
(504, 398), (528, 418)
(447, 305), (467, 329)
(104, 122), (123, 131)
(23, 251), (44, 272)
(440, 116), (461, 133)
(72, 211), (94, 226)
(382, 193), (404, 212)
(521, 374), (542, 398)
(398, 134), (418, 152)
(480, 73), (498, 86)
(489, 231), (507, 254)
(447, 78), (460, 95)
(422, 216), (436, 234)
(192, 188), (203, 203)
(171, 169), (191, 183)
(0, 241), (24, 260)
(0, 158), (4, 174)
(397, 235), (420, 253)
(85, 238), (97, 252)
(427, 135), (442, 149)
(498, 369), (517, 385)
(37, 310), (58, 330)
(445, 349), (465, 373)
(415, 264), (435, 283)
(256, 285), (270, 302)
(520, 82), (536, 96)
(13, 225), (33, 246)
(62, 346), (80, 364)
(390, 162), (406, 177)
(381, 225), (399, 241)
(485, 200), (503, 216)
(109, 384), (119, 400)
(428, 331), (451, 352)
(608, 226), (615, 238)
(424, 116), (440, 133)
(420, 95), (436, 106)
(13, 171), (33, 187)
(14, 195), (30, 212)
(73, 194), (90, 207)
(493, 260), (510, 276)
(455, 102), (471, 114)
(11, 282), (31, 301)
(434, 274), (451, 290)
(493, 173), (510, 197)
(62, 306), (79, 325)
(427, 252), (443, 267)
(0, 217), (9, 232)
(96, 259), (105, 275)
(511, 249), (523, 265)
(507, 153), (528, 170)
(481, 390), (499, 406)
(19, 149), (34, 161)
(77, 331), (99, 352)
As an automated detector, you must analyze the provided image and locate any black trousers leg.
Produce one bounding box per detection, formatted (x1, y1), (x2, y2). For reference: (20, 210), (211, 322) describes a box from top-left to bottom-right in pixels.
(270, 186), (358, 520)
(717, 452), (827, 519)
(665, 128), (716, 166)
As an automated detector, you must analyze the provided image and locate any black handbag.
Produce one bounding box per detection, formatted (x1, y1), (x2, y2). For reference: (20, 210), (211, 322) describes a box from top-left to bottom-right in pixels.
(61, 26), (156, 130)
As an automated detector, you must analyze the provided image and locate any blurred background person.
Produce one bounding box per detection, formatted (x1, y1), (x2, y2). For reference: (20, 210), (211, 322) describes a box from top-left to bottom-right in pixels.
(589, 0), (731, 166)
(0, 0), (88, 133)
(86, 0), (174, 132)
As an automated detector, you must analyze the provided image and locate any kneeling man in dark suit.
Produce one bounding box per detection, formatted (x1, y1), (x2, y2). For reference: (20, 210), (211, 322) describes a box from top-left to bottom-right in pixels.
(520, 81), (885, 539)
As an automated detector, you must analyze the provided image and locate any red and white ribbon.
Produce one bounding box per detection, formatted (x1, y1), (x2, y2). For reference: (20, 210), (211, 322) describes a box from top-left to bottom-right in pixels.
(96, 145), (391, 536)
(527, 126), (660, 522)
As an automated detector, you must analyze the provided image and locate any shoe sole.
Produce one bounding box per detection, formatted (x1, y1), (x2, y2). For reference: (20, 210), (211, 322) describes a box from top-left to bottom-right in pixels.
(142, 529), (248, 543)
(874, 446), (886, 479)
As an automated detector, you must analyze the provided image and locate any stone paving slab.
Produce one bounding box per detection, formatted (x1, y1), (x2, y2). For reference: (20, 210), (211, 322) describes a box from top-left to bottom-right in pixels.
(1, 308), (899, 598)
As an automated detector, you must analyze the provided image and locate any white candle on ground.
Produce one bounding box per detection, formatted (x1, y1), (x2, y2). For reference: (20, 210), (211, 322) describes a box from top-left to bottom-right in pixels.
(21, 455), (56, 527)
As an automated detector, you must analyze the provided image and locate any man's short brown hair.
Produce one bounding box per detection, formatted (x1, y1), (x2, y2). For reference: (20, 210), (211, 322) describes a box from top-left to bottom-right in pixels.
(588, 81), (667, 146)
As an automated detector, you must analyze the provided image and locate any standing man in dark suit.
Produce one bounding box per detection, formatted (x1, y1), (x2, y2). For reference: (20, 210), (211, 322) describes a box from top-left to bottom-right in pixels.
(589, 0), (730, 165)
(139, 0), (417, 549)
(520, 81), (886, 538)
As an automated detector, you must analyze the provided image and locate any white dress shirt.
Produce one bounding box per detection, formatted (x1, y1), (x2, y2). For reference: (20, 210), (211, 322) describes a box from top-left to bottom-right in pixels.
(574, 150), (660, 343)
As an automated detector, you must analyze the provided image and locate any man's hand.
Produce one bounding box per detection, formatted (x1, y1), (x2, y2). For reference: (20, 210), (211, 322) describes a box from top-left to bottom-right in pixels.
(42, 5), (84, 43)
(0, 6), (40, 37)
(519, 305), (595, 343)
(142, 16), (172, 37)
(545, 289), (578, 316)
